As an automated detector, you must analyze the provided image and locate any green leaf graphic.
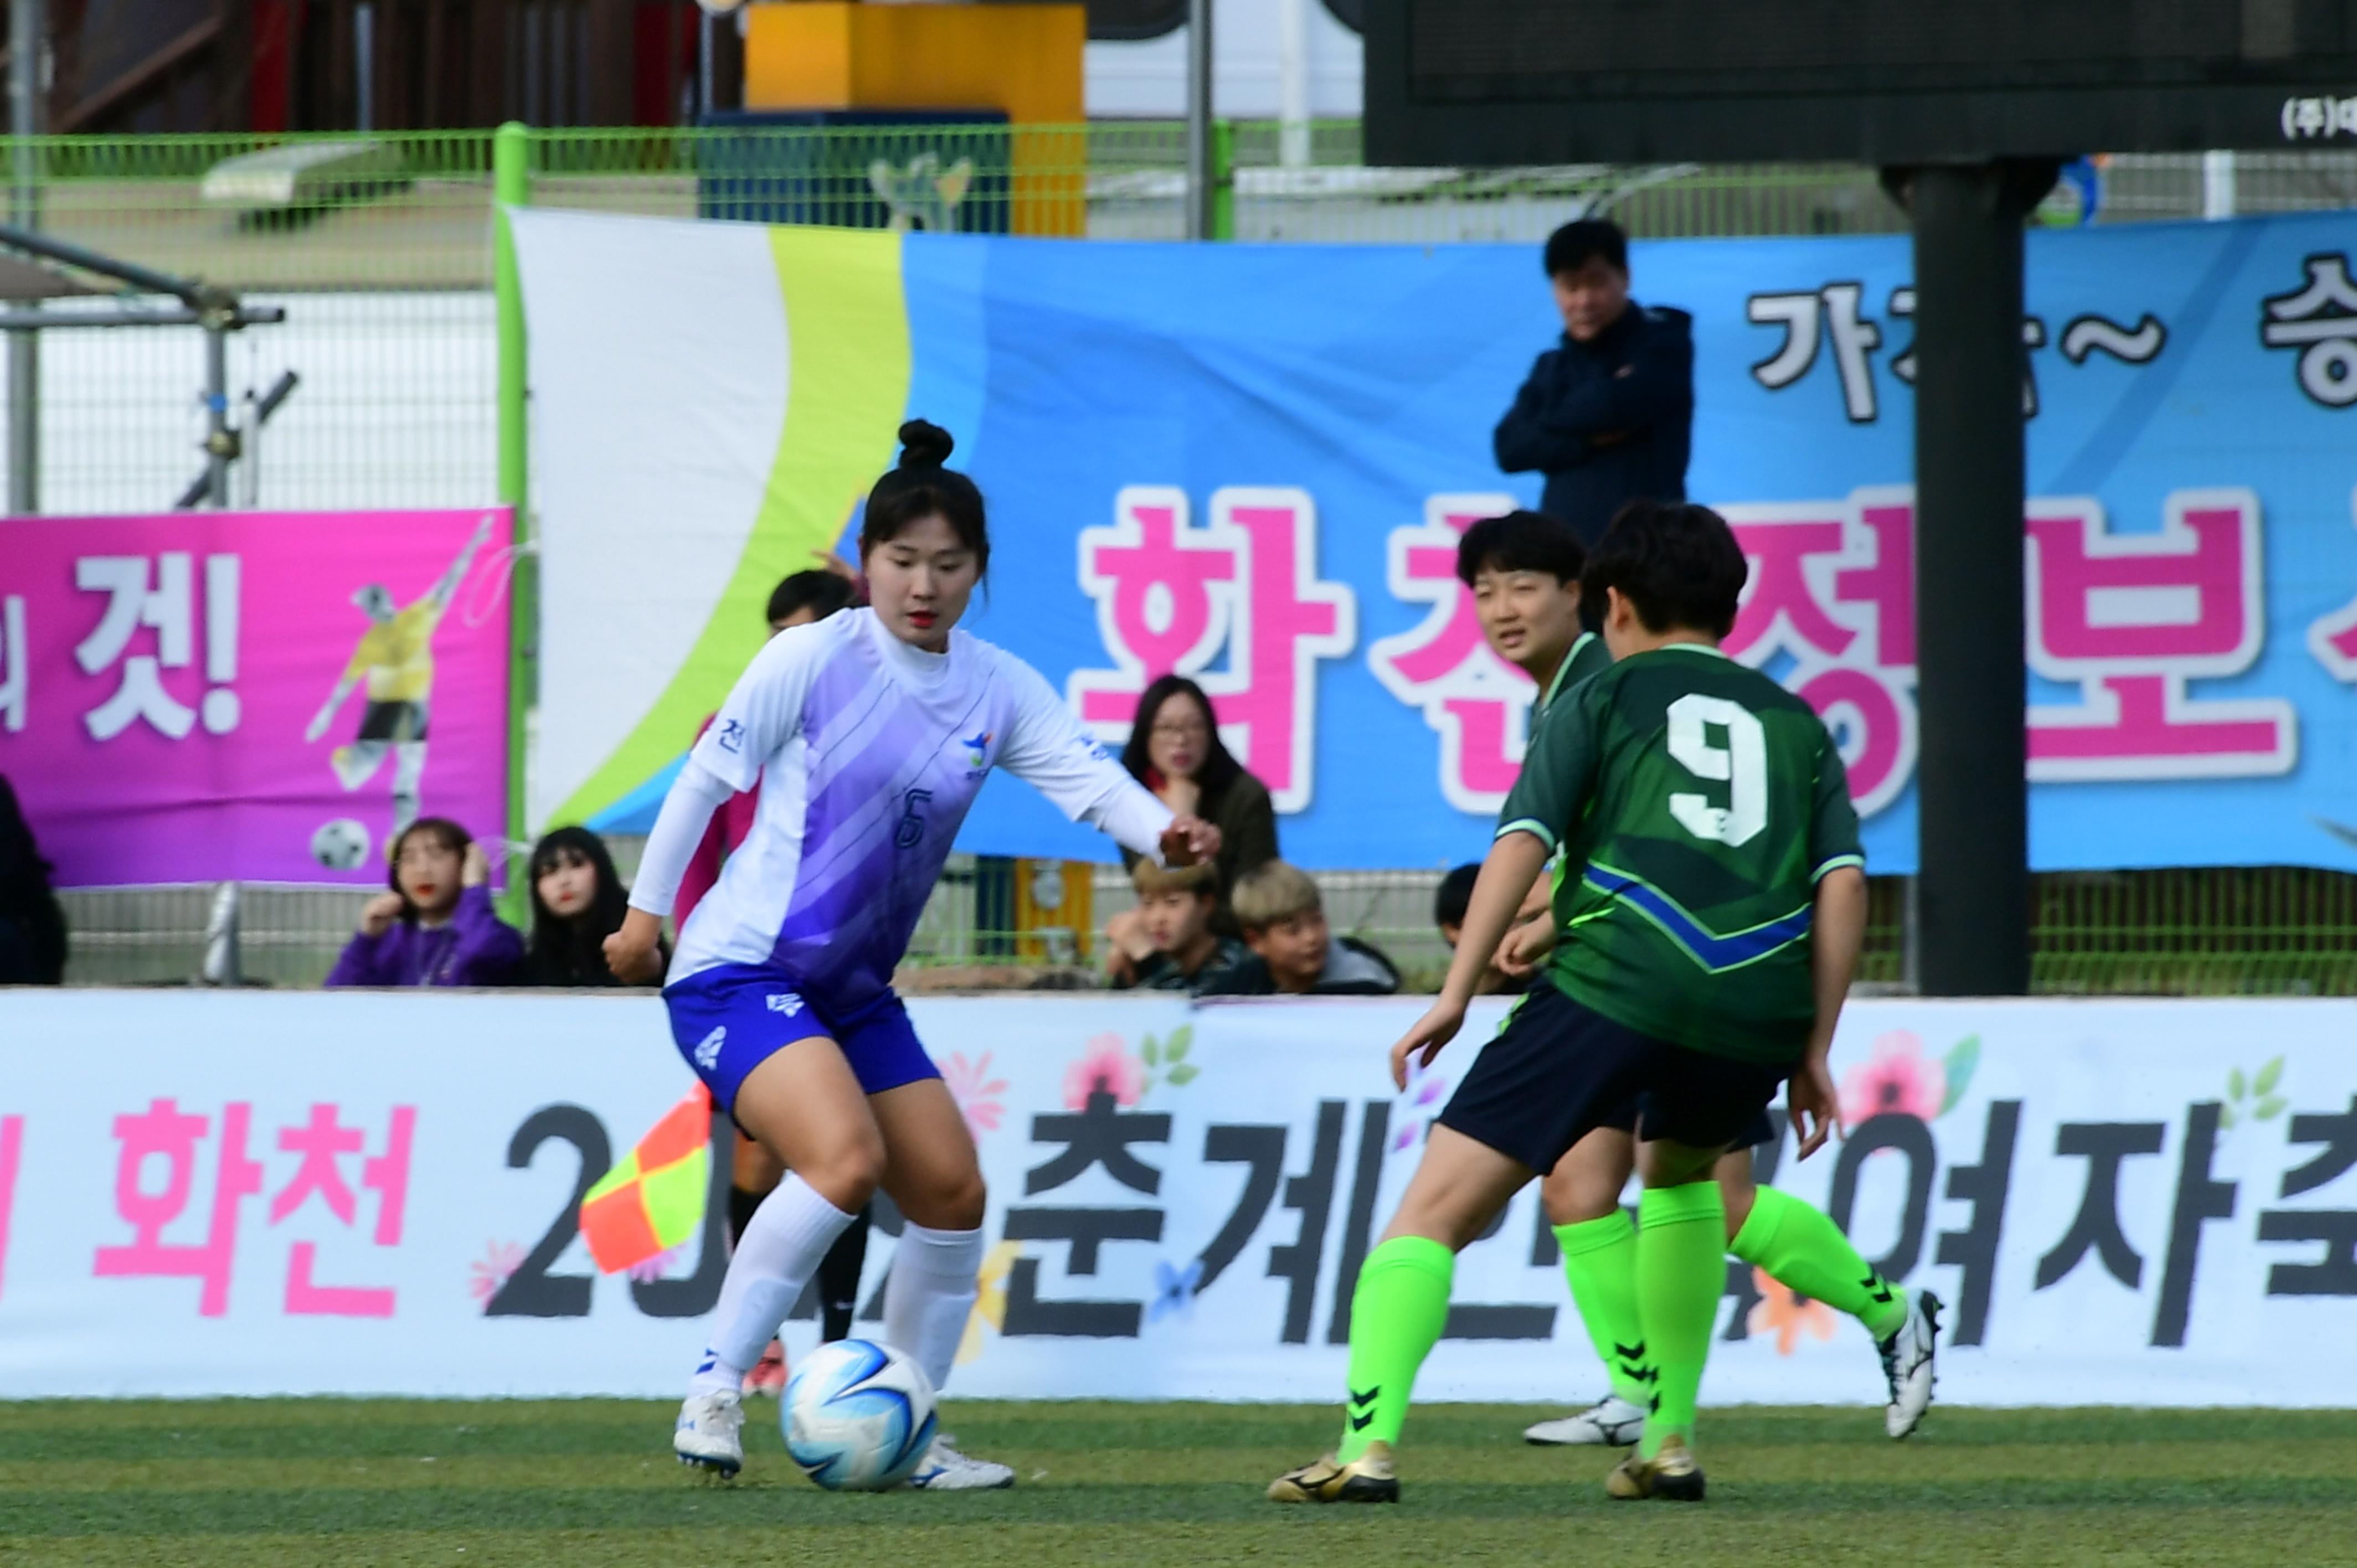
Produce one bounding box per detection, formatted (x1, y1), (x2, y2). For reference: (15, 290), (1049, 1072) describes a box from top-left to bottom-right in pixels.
(2228, 1067), (2247, 1100)
(1938, 1035), (1982, 1116)
(2219, 1105), (2239, 1129)
(1167, 1026), (1193, 1063)
(1140, 1034), (1160, 1068)
(2256, 1056), (2285, 1096)
(2257, 1095), (2288, 1121)
(1167, 1064), (1199, 1086)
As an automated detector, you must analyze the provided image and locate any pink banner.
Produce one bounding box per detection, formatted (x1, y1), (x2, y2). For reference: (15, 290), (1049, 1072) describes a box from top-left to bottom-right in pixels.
(0, 508), (511, 888)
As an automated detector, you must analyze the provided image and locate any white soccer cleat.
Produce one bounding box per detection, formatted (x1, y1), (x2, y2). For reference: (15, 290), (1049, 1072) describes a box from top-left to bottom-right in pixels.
(905, 1434), (1016, 1490)
(674, 1390), (745, 1477)
(1879, 1289), (1942, 1440)
(1524, 1394), (1648, 1447)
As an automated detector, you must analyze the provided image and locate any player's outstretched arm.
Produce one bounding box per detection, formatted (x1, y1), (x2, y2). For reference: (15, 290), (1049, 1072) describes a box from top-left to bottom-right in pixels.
(1790, 865), (1868, 1159)
(1389, 829), (1551, 1088)
(436, 517), (496, 608)
(304, 677), (358, 743)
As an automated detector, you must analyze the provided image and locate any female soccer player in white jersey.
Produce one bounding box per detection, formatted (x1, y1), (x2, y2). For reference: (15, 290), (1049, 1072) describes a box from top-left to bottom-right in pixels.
(605, 421), (1221, 1487)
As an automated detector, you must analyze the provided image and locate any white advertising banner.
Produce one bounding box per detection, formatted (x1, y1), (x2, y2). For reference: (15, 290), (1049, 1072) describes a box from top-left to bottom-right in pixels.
(1, 990), (2351, 1406)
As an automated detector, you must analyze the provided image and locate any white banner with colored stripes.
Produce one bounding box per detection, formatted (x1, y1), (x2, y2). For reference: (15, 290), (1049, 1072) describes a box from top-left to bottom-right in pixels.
(0, 989), (2351, 1406)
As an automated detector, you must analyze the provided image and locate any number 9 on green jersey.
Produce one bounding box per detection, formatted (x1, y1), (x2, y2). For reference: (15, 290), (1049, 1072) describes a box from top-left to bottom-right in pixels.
(1495, 643), (1864, 1065)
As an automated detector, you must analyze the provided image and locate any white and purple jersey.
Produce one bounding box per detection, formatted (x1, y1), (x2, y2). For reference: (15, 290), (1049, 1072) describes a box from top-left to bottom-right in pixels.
(633, 608), (1172, 1012)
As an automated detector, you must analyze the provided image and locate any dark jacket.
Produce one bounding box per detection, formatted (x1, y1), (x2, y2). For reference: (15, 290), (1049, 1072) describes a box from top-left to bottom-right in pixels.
(326, 885), (523, 988)
(1493, 302), (1694, 546)
(0, 774), (66, 985)
(1121, 767), (1280, 934)
(1196, 933), (1401, 998)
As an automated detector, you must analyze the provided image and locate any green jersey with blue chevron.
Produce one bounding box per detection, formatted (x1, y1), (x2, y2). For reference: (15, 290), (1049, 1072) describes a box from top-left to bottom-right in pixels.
(1497, 642), (1862, 1062)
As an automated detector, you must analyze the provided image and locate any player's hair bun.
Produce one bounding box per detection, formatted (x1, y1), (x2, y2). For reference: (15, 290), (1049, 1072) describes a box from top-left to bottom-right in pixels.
(897, 419), (955, 470)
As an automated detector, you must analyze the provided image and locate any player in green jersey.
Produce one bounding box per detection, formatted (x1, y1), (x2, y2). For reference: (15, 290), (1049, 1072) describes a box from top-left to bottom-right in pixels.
(1270, 500), (1932, 1508)
(1448, 512), (1939, 1452)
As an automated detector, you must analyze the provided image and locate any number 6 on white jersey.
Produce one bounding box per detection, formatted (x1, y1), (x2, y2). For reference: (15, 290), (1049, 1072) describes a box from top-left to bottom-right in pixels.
(1666, 693), (1767, 847)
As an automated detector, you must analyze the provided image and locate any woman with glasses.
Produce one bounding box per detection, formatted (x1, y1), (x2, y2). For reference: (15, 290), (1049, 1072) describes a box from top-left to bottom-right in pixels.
(1115, 674), (1280, 936)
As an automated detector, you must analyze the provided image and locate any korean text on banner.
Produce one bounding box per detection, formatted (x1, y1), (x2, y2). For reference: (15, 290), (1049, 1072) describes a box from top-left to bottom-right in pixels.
(1, 989), (2353, 1406)
(0, 509), (511, 888)
(514, 210), (2357, 875)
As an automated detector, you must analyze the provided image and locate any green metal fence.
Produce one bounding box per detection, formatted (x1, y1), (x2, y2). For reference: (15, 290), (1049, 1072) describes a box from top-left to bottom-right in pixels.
(14, 125), (2357, 993)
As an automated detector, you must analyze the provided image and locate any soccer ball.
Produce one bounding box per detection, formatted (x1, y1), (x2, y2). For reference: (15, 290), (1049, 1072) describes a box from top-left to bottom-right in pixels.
(782, 1339), (938, 1491)
(310, 818), (372, 871)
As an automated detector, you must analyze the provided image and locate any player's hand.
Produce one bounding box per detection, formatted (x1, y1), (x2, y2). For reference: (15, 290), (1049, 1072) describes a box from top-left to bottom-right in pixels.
(359, 892), (404, 938)
(461, 842), (490, 889)
(1787, 1055), (1841, 1159)
(604, 910), (666, 986)
(1494, 910), (1557, 978)
(1388, 998), (1466, 1090)
(303, 710), (330, 745)
(1159, 816), (1221, 867)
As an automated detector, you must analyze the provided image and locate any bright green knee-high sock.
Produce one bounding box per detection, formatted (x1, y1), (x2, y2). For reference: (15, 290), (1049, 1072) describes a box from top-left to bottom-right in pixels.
(1335, 1236), (1454, 1461)
(1636, 1182), (1725, 1459)
(1731, 1186), (1907, 1340)
(1555, 1213), (1651, 1405)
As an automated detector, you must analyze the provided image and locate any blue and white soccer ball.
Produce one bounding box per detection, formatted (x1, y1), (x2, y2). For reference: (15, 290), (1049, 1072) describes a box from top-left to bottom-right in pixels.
(310, 817), (372, 871)
(783, 1339), (938, 1491)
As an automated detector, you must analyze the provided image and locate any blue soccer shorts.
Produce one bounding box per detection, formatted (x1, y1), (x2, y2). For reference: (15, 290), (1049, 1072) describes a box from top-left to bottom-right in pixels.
(661, 962), (939, 1112)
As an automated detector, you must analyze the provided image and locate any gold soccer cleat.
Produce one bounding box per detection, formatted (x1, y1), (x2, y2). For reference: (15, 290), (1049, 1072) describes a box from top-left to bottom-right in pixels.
(1267, 1442), (1400, 1504)
(1605, 1435), (1705, 1502)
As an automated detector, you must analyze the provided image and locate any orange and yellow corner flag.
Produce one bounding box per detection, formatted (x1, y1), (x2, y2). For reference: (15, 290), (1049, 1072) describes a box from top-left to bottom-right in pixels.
(580, 1083), (712, 1275)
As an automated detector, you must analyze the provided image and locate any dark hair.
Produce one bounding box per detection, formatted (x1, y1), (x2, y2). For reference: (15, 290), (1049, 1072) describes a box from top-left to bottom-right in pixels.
(860, 419), (988, 574)
(524, 826), (632, 986)
(765, 569), (858, 627)
(1455, 509), (1586, 590)
(1582, 498), (1748, 639)
(384, 817), (473, 922)
(1435, 863), (1481, 933)
(1120, 674), (1244, 798)
(1543, 218), (1628, 279)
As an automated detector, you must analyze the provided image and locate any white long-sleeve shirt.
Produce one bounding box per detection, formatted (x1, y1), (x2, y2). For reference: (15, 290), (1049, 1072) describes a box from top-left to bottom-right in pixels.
(631, 607), (1172, 1007)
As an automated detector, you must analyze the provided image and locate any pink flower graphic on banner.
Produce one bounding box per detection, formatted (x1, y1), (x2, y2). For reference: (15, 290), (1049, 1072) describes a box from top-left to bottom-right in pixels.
(1747, 1270), (1838, 1356)
(469, 1240), (523, 1306)
(1063, 1033), (1146, 1110)
(1840, 1030), (1946, 1127)
(941, 1051), (1010, 1138)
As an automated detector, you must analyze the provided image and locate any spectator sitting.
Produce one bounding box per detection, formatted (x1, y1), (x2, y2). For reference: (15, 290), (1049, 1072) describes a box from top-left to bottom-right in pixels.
(1115, 674), (1279, 936)
(521, 826), (660, 987)
(0, 773), (66, 984)
(1105, 860), (1250, 994)
(1198, 860), (1399, 997)
(327, 817), (522, 988)
(1437, 860), (1529, 996)
(1493, 218), (1694, 552)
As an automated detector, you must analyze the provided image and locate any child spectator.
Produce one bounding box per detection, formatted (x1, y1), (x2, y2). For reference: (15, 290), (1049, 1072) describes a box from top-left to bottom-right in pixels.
(1106, 860), (1250, 994)
(521, 826), (657, 987)
(1200, 860), (1400, 997)
(327, 817), (522, 988)
(1437, 860), (1529, 996)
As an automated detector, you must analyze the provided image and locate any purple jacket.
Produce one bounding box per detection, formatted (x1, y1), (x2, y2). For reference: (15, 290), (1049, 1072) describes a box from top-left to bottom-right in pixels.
(325, 885), (523, 988)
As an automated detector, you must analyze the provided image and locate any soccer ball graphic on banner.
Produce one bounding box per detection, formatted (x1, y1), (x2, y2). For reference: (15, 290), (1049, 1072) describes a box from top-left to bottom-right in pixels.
(783, 1339), (938, 1491)
(310, 818), (373, 871)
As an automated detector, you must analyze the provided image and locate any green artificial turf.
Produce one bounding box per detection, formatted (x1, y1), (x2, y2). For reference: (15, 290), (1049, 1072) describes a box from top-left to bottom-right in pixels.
(4, 1399), (2354, 1566)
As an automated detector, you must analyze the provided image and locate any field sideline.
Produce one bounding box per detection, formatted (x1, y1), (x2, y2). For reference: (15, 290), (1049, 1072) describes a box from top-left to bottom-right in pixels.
(6, 1399), (2355, 1566)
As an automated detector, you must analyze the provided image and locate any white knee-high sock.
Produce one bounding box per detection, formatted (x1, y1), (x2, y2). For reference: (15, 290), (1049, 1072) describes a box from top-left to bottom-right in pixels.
(883, 1223), (985, 1395)
(687, 1174), (857, 1396)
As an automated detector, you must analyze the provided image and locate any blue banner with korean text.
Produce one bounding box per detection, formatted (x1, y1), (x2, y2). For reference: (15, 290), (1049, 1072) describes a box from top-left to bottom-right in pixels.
(905, 213), (2357, 873)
